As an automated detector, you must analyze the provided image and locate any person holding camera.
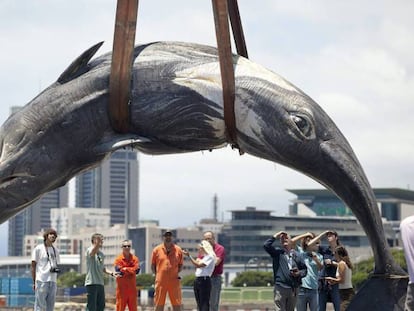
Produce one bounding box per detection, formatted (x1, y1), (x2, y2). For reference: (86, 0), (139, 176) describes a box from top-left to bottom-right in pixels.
(31, 228), (61, 311)
(264, 231), (307, 311)
(308, 230), (342, 311)
(85, 233), (118, 311)
(114, 240), (140, 311)
(291, 232), (323, 311)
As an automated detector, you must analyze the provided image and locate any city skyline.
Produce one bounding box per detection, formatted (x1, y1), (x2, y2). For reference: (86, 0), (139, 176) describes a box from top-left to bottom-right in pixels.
(8, 186), (69, 256)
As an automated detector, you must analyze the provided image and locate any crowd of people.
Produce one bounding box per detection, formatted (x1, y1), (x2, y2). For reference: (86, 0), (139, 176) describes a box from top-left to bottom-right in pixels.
(152, 230), (226, 311)
(30, 229), (225, 311)
(31, 222), (414, 311)
(264, 230), (355, 311)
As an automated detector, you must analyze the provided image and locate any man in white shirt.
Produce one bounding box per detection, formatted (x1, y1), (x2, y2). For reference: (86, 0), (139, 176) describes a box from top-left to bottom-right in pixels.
(31, 228), (61, 311)
(400, 216), (414, 310)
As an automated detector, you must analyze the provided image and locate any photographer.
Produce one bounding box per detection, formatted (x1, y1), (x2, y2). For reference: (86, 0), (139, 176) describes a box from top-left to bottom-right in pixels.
(31, 228), (61, 311)
(291, 232), (323, 311)
(307, 230), (342, 311)
(264, 231), (307, 311)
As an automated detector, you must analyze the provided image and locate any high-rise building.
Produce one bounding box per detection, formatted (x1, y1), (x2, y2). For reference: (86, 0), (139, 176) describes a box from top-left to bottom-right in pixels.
(75, 149), (139, 226)
(8, 186), (69, 256)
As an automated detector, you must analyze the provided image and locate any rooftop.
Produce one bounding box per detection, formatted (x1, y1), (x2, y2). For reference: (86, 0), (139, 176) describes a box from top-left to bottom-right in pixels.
(287, 188), (414, 201)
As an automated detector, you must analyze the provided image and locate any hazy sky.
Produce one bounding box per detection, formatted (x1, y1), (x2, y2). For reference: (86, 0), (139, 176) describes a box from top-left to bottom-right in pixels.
(0, 1), (413, 256)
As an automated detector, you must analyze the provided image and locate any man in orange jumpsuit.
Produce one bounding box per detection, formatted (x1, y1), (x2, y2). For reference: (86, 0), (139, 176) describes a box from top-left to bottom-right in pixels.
(151, 230), (183, 311)
(114, 240), (140, 311)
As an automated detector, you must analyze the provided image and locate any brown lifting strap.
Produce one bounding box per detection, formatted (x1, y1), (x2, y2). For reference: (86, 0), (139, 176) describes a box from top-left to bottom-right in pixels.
(212, 0), (248, 152)
(108, 0), (248, 151)
(227, 0), (248, 59)
(108, 0), (139, 133)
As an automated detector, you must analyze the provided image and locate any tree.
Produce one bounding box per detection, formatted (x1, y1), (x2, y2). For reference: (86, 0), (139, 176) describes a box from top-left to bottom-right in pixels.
(231, 271), (273, 287)
(352, 249), (407, 290)
(57, 271), (86, 288)
(136, 273), (155, 288)
(181, 274), (196, 286)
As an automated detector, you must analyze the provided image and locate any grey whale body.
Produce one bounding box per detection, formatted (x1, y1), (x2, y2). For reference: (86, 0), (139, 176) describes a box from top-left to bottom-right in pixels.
(0, 41), (407, 309)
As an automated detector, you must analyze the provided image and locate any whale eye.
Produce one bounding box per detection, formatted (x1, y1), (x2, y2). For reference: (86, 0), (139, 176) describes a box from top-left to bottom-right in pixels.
(290, 113), (314, 139)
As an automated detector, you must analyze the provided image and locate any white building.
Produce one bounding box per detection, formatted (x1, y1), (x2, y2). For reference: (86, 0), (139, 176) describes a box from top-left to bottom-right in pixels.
(23, 233), (81, 257)
(0, 254), (80, 277)
(198, 219), (224, 236)
(71, 224), (127, 274)
(50, 207), (111, 236)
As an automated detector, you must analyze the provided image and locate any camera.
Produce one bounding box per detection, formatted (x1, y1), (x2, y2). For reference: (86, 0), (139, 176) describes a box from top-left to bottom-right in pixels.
(50, 267), (61, 273)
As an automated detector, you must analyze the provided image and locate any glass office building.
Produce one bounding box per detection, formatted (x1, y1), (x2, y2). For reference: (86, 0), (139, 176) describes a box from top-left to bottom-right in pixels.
(75, 149), (139, 226)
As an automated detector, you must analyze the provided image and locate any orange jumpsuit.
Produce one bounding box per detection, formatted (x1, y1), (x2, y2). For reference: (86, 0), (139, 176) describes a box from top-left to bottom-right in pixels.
(114, 253), (140, 311)
(151, 244), (183, 308)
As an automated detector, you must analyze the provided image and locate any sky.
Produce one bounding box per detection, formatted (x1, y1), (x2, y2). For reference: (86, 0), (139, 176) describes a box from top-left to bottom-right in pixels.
(0, 1), (413, 256)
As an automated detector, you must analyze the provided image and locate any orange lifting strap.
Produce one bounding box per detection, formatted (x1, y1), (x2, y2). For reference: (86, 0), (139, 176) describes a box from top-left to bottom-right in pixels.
(108, 0), (248, 152)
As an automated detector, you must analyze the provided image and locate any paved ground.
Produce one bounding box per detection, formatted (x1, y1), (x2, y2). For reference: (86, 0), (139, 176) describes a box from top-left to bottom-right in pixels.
(0, 300), (337, 311)
(50, 301), (337, 311)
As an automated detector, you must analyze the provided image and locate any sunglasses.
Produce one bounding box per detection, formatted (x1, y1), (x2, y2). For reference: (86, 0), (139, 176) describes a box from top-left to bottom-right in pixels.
(122, 245), (131, 248)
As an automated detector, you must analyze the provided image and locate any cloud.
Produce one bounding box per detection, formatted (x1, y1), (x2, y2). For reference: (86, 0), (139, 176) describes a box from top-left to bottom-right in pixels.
(139, 149), (320, 226)
(0, 1), (413, 232)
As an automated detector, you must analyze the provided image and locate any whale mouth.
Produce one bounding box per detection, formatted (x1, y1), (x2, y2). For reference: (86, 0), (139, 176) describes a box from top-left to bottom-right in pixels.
(0, 173), (33, 189)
